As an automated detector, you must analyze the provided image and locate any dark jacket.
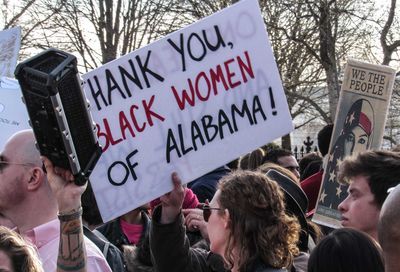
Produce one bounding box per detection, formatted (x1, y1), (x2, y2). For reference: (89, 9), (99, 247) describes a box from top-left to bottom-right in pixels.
(83, 226), (126, 271)
(96, 210), (152, 266)
(188, 166), (231, 203)
(150, 206), (287, 272)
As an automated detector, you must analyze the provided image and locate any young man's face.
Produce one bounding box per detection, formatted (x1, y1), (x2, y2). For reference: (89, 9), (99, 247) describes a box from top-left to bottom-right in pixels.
(338, 175), (381, 239)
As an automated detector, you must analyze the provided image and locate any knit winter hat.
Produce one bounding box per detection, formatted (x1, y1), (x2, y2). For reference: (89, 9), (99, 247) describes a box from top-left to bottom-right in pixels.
(150, 187), (200, 210)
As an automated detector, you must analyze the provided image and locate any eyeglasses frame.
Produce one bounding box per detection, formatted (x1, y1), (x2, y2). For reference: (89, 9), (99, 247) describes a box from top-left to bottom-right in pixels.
(200, 203), (222, 222)
(0, 161), (36, 172)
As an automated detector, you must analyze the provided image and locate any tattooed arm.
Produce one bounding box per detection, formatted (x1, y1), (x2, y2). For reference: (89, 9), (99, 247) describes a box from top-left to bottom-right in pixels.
(42, 157), (88, 272)
(57, 208), (86, 271)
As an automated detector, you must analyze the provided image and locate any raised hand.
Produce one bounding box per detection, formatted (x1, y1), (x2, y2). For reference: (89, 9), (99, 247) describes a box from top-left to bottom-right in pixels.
(160, 172), (185, 224)
(42, 156), (86, 213)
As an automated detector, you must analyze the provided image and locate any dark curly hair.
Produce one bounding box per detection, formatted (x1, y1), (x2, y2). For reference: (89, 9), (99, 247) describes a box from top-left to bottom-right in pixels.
(217, 170), (300, 271)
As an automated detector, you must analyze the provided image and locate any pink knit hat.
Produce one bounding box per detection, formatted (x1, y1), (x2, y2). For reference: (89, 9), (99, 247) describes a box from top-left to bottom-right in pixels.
(150, 187), (200, 211)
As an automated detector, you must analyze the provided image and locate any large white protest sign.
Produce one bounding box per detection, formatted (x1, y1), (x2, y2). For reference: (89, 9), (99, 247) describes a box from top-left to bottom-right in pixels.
(313, 59), (396, 228)
(0, 27), (21, 78)
(82, 0), (294, 222)
(0, 77), (30, 150)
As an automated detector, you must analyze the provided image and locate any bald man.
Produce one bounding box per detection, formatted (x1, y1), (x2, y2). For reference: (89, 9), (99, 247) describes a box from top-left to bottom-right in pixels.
(0, 130), (111, 271)
(378, 184), (400, 272)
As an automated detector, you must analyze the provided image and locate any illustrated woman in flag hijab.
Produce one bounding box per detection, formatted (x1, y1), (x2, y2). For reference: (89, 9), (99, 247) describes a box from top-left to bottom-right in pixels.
(317, 99), (374, 213)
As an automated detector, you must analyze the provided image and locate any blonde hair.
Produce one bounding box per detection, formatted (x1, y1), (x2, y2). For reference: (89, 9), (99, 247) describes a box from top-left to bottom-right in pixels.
(0, 226), (43, 272)
(239, 148), (265, 170)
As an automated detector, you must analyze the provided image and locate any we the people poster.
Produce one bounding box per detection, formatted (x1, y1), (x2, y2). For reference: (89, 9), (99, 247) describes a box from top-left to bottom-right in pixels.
(313, 59), (396, 228)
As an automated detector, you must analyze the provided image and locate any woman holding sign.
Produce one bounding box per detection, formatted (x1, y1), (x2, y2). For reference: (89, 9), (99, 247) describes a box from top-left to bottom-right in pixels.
(150, 171), (300, 272)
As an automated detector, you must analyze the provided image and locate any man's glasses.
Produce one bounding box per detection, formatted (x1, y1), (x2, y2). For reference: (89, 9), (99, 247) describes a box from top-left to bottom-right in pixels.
(0, 160), (34, 172)
(285, 166), (300, 172)
(200, 204), (222, 222)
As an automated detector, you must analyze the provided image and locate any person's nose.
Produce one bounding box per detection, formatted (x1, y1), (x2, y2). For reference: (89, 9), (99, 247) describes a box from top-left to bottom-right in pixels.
(338, 196), (349, 213)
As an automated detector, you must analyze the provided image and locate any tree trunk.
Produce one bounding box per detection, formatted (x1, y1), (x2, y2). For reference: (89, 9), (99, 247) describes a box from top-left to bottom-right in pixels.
(319, 0), (339, 121)
(326, 67), (339, 122)
(281, 134), (292, 150)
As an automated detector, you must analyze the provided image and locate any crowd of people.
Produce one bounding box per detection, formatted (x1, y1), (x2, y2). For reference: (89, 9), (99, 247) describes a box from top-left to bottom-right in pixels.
(1, 125), (400, 272)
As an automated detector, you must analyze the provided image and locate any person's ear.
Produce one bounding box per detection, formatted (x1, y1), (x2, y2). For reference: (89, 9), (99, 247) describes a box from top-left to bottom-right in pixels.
(223, 208), (231, 229)
(27, 166), (44, 191)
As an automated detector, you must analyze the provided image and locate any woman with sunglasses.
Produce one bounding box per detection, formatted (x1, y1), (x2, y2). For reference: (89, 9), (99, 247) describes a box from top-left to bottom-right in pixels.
(150, 170), (300, 272)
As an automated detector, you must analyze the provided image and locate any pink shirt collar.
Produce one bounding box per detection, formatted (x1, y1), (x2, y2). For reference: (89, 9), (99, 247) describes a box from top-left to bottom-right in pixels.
(24, 219), (59, 249)
(18, 219), (112, 271)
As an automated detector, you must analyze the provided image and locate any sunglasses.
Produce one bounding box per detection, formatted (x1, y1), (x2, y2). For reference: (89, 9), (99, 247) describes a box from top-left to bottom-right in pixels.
(200, 204), (222, 222)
